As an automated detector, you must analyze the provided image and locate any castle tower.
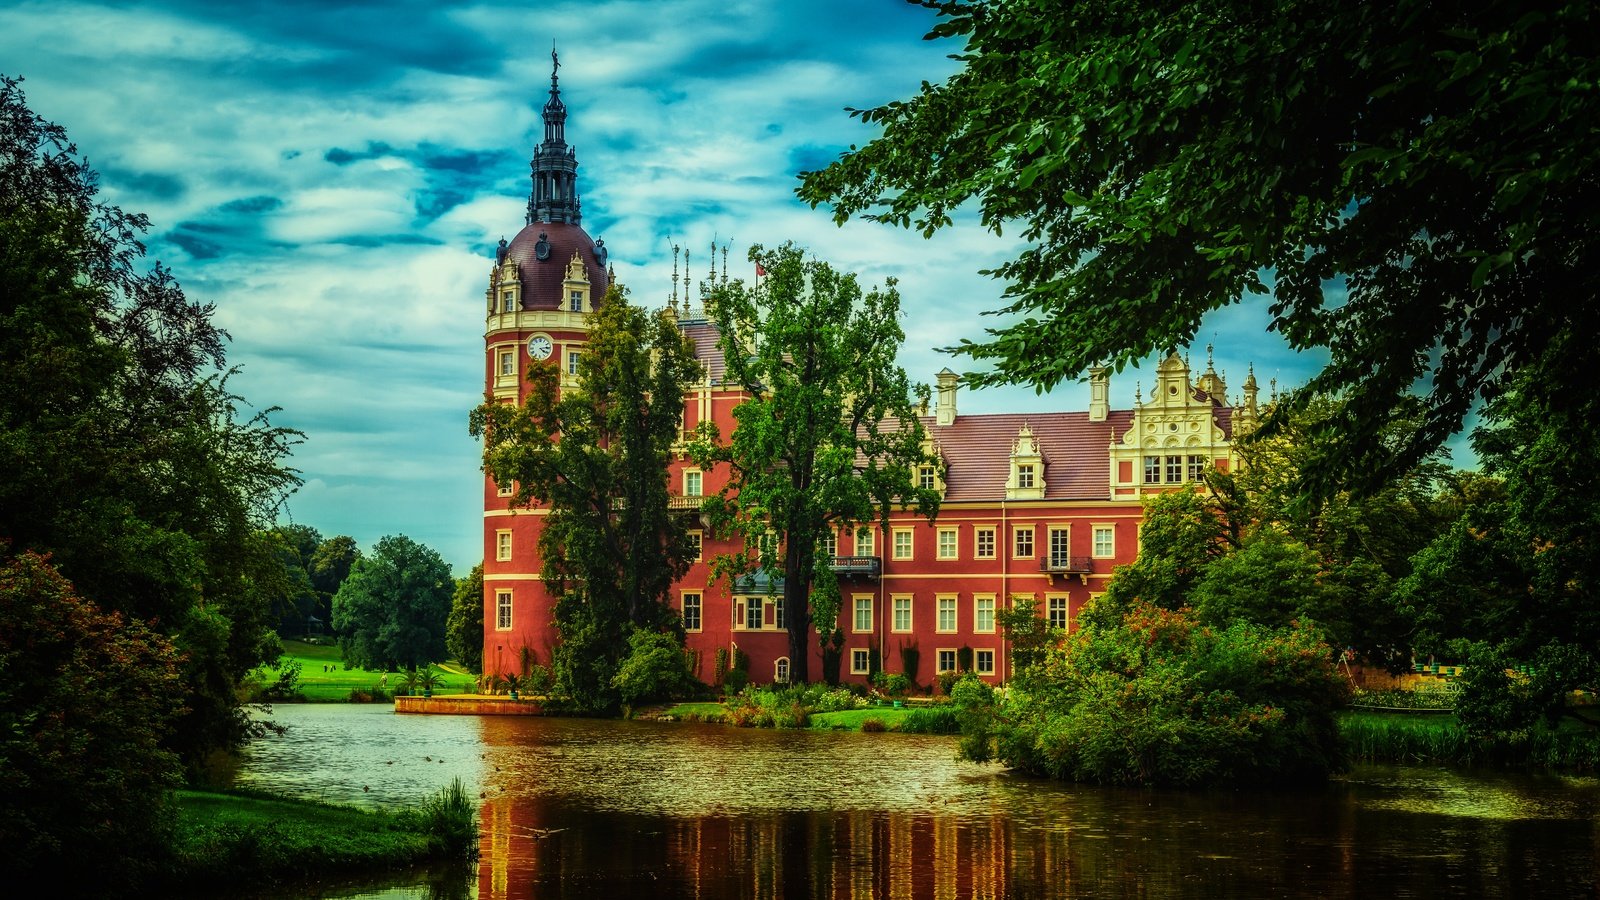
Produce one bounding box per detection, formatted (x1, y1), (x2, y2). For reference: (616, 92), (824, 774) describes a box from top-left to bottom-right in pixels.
(482, 51), (609, 678)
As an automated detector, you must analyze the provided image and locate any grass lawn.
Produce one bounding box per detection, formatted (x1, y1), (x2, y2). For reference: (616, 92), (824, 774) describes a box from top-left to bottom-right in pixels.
(169, 789), (442, 887)
(810, 708), (915, 731)
(264, 640), (478, 702)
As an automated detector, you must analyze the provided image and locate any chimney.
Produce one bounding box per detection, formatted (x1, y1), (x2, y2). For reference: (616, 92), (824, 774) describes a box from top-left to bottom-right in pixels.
(935, 368), (959, 426)
(1088, 365), (1110, 422)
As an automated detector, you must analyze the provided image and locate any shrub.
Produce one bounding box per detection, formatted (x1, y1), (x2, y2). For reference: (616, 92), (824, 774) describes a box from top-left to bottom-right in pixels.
(962, 602), (1349, 786)
(880, 673), (912, 697)
(611, 629), (697, 705)
(419, 777), (479, 858)
(901, 707), (960, 734)
(0, 551), (184, 886)
(713, 647), (729, 687)
(860, 717), (887, 733)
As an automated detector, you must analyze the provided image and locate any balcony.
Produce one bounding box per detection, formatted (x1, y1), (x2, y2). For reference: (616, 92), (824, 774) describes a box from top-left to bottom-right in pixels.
(1039, 555), (1092, 579)
(828, 555), (881, 579)
(668, 495), (703, 512)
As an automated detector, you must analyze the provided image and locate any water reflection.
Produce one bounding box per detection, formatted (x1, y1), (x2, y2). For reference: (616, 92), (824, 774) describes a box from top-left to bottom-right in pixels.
(238, 707), (1600, 899)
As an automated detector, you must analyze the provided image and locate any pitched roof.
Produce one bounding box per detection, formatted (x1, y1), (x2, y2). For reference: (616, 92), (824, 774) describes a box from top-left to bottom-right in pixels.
(927, 411), (1135, 502)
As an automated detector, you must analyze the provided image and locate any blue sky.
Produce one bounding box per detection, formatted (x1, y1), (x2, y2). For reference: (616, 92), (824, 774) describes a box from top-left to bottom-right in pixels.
(2, 0), (1328, 572)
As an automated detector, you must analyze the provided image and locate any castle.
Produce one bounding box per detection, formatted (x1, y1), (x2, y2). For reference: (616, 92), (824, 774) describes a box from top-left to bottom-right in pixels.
(479, 62), (1258, 686)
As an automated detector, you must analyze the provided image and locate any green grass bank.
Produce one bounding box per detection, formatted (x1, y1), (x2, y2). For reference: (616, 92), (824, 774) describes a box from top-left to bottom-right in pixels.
(162, 782), (476, 890)
(258, 640), (477, 702)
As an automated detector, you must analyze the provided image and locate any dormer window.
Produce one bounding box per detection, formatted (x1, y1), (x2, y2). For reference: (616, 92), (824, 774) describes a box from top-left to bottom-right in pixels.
(1017, 464), (1035, 489)
(569, 290), (584, 311)
(501, 291), (516, 313)
(918, 465), (937, 491)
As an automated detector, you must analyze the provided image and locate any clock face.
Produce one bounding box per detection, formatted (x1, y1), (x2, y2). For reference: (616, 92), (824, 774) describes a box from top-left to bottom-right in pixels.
(527, 335), (553, 360)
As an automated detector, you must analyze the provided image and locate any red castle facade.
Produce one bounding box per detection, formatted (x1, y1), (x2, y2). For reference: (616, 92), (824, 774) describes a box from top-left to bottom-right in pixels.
(480, 66), (1260, 686)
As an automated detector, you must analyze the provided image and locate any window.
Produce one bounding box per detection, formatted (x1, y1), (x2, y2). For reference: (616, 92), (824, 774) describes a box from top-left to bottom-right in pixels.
(937, 595), (957, 633)
(937, 527), (958, 560)
(856, 528), (875, 557)
(1017, 464), (1035, 488)
(1047, 595), (1068, 629)
(853, 596), (873, 633)
(937, 649), (957, 674)
(1144, 456), (1161, 484)
(892, 595), (912, 632)
(687, 530), (702, 562)
(684, 470), (702, 497)
(918, 465), (937, 490)
(567, 350), (582, 376)
(975, 527), (996, 559)
(501, 291), (515, 313)
(496, 590), (512, 630)
(496, 479), (514, 498)
(775, 657), (790, 683)
(683, 593), (702, 632)
(1188, 454), (1207, 482)
(1048, 526), (1070, 567)
(1166, 454), (1183, 483)
(775, 596), (785, 629)
(1014, 526), (1034, 558)
(975, 595), (995, 633)
(569, 290), (583, 311)
(893, 528), (913, 560)
(1092, 525), (1115, 558)
(975, 649), (995, 675)
(820, 531), (838, 559)
(744, 597), (764, 630)
(851, 648), (871, 674)
(496, 529), (512, 561)
(498, 350), (514, 376)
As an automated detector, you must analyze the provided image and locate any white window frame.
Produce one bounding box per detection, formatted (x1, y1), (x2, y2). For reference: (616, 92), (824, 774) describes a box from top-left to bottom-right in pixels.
(1016, 463), (1035, 488)
(855, 528), (875, 558)
(975, 649), (995, 675)
(850, 648), (871, 675)
(892, 527), (914, 560)
(683, 592), (702, 632)
(567, 349), (583, 376)
(1047, 595), (1069, 630)
(1047, 526), (1071, 567)
(937, 527), (958, 560)
(1092, 524), (1115, 558)
(498, 349), (515, 377)
(974, 526), (996, 559)
(936, 648), (957, 675)
(569, 289), (584, 311)
(975, 594), (996, 634)
(853, 596), (873, 633)
(1014, 525), (1035, 559)
(1144, 456), (1161, 484)
(687, 530), (702, 562)
(496, 529), (512, 562)
(495, 590), (513, 631)
(936, 594), (957, 633)
(775, 657), (790, 683)
(891, 594), (913, 633)
(684, 469), (703, 497)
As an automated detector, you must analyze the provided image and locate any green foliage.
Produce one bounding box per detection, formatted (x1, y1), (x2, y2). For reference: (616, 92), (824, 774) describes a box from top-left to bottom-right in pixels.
(899, 706), (960, 734)
(712, 647), (729, 687)
(898, 643), (920, 688)
(0, 76), (302, 767)
(689, 243), (940, 683)
(331, 535), (453, 673)
(446, 564), (484, 674)
(0, 550), (185, 885)
(878, 673), (911, 698)
(799, 1), (1600, 495)
(611, 629), (699, 706)
(260, 657), (303, 701)
(723, 647), (751, 694)
(417, 778), (478, 859)
(1098, 487), (1233, 619)
(472, 284), (702, 712)
(962, 603), (1349, 786)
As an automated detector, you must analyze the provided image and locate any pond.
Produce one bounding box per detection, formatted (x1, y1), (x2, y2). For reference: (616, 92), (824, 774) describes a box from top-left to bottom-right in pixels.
(233, 704), (1600, 898)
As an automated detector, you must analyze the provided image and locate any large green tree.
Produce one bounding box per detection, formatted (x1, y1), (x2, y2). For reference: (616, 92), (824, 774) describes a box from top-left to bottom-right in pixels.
(0, 75), (300, 765)
(470, 284), (703, 711)
(691, 243), (940, 684)
(447, 563), (485, 674)
(799, 1), (1600, 495)
(331, 535), (453, 672)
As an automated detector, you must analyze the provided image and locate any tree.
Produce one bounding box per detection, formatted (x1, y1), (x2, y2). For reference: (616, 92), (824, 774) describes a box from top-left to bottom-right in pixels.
(310, 534), (361, 618)
(266, 524), (323, 636)
(447, 563), (484, 674)
(331, 535), (453, 672)
(691, 243), (940, 684)
(1, 75), (301, 766)
(798, 1), (1600, 496)
(0, 550), (185, 886)
(470, 284), (703, 711)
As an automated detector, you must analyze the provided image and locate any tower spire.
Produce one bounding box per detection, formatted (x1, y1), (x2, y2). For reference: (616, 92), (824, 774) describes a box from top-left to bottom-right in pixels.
(527, 45), (582, 226)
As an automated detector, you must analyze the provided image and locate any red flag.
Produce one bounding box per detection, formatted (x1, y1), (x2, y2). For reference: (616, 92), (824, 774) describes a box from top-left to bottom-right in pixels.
(755, 262), (767, 278)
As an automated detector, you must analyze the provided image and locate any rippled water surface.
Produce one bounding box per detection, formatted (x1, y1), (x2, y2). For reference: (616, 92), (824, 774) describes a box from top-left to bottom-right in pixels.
(235, 704), (1600, 898)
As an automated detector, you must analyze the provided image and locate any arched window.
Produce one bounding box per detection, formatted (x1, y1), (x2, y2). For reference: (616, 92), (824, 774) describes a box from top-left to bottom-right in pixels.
(775, 657), (790, 684)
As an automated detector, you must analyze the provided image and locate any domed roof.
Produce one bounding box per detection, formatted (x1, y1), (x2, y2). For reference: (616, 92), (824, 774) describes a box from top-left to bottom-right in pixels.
(503, 221), (608, 310)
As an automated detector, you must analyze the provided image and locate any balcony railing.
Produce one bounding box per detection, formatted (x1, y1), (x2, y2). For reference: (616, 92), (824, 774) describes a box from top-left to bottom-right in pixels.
(1039, 555), (1092, 575)
(828, 555), (881, 578)
(668, 495), (703, 512)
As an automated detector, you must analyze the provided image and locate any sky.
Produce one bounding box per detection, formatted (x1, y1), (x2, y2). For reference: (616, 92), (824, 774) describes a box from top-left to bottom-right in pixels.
(2, 0), (1329, 573)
